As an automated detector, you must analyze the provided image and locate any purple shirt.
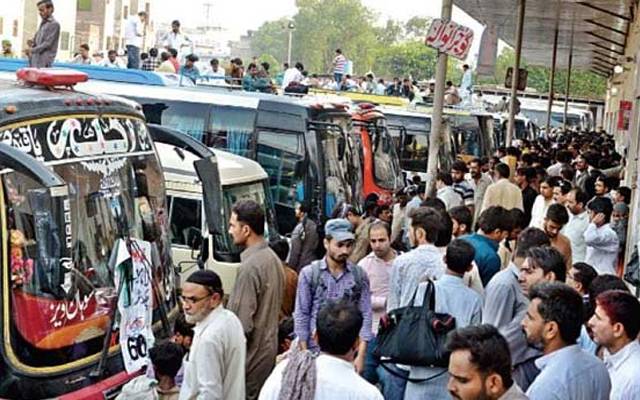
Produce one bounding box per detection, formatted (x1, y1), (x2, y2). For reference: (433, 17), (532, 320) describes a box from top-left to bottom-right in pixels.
(293, 258), (373, 349)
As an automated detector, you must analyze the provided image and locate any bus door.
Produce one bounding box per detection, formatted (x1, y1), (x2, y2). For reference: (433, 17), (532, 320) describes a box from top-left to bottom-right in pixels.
(308, 121), (356, 220)
(255, 128), (307, 234)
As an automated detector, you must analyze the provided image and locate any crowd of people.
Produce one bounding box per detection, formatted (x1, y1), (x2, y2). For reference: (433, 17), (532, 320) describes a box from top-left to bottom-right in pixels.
(112, 126), (638, 400)
(13, 0), (476, 101)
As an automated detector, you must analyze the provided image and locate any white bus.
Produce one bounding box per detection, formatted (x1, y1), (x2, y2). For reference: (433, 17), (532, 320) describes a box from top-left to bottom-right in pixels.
(156, 143), (277, 293)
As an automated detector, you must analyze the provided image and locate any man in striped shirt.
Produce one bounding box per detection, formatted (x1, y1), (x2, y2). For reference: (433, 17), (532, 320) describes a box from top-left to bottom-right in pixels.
(333, 49), (347, 87)
(451, 160), (476, 216)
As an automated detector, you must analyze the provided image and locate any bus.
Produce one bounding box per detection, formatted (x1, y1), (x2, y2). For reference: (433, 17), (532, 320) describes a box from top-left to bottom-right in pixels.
(492, 113), (539, 146)
(350, 103), (404, 201)
(74, 80), (363, 233)
(0, 69), (181, 398)
(157, 142), (278, 292)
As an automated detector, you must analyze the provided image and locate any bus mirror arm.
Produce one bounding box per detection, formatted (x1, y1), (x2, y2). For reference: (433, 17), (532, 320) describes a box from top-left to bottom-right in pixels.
(194, 157), (224, 236)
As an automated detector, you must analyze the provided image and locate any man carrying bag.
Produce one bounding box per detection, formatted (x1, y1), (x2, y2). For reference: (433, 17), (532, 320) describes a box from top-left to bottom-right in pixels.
(376, 239), (483, 398)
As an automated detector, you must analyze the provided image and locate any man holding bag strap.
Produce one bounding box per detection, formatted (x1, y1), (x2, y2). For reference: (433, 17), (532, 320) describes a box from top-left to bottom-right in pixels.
(404, 239), (483, 399)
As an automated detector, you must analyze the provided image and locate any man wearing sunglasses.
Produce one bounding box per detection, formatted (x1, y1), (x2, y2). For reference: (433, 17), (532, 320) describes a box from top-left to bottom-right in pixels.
(179, 270), (246, 400)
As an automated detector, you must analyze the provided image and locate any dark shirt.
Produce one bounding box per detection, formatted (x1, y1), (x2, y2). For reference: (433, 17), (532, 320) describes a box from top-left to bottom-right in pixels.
(522, 185), (538, 226)
(30, 16), (60, 68)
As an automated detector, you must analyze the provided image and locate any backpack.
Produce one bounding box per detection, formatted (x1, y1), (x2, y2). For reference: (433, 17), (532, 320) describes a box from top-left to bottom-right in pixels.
(308, 260), (366, 306)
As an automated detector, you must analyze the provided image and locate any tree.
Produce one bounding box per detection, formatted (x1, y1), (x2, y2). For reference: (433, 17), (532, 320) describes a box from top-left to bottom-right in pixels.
(292, 0), (379, 74)
(251, 19), (290, 65)
(404, 17), (432, 39)
(375, 41), (438, 81)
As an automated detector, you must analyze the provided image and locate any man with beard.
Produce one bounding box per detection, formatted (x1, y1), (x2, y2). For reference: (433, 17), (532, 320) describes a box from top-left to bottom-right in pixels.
(522, 283), (610, 399)
(294, 218), (373, 373)
(227, 200), (284, 400)
(447, 325), (528, 400)
(179, 270), (246, 400)
(468, 158), (493, 222)
(562, 188), (590, 263)
(542, 204), (572, 271)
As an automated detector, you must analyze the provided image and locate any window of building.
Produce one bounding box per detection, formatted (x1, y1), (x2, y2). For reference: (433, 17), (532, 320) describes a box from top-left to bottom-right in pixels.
(59, 32), (70, 51)
(77, 0), (92, 11)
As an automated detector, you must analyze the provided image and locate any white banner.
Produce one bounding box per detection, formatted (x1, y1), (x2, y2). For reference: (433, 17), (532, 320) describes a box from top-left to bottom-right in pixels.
(115, 239), (156, 373)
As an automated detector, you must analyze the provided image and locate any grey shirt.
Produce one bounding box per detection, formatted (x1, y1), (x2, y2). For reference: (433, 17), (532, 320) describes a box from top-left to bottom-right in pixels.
(482, 263), (528, 329)
(30, 16), (60, 68)
(527, 345), (611, 400)
(227, 240), (284, 400)
(288, 217), (318, 271)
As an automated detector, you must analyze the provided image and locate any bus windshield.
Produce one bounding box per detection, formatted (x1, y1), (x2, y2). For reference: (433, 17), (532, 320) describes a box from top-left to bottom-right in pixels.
(387, 114), (431, 172)
(215, 180), (276, 260)
(1, 115), (174, 369)
(370, 119), (402, 191)
(451, 115), (483, 157)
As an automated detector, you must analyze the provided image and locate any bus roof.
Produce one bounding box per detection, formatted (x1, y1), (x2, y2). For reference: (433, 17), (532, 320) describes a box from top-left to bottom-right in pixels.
(156, 142), (268, 187)
(0, 58), (190, 86)
(76, 79), (261, 109)
(0, 77), (144, 124)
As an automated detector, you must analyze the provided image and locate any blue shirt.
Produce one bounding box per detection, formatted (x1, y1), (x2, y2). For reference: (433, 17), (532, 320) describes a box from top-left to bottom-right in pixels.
(387, 244), (445, 312)
(461, 233), (501, 286)
(527, 345), (611, 400)
(294, 259), (373, 349)
(406, 274), (483, 395)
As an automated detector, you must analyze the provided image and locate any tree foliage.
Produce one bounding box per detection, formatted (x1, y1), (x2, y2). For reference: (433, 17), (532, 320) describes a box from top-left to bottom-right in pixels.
(248, 0), (606, 98)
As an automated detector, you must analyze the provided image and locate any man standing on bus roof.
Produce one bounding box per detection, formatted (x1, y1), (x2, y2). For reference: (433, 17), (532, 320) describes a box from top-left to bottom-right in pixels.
(124, 11), (147, 69)
(25, 0), (60, 68)
(227, 200), (284, 400)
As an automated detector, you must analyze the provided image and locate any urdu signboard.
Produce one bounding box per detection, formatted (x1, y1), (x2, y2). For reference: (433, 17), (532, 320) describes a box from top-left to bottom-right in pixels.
(425, 18), (474, 60)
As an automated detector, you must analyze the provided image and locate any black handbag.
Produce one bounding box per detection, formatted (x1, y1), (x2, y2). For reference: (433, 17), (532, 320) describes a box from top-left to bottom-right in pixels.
(373, 280), (456, 368)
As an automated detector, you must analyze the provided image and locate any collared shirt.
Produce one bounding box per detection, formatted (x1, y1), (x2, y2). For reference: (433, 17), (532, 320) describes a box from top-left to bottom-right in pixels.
(124, 16), (144, 48)
(142, 57), (161, 71)
(562, 211), (589, 263)
(483, 263), (528, 329)
(30, 16), (60, 68)
(480, 178), (524, 213)
(461, 233), (501, 286)
(499, 384), (529, 400)
(528, 195), (552, 229)
(282, 67), (304, 89)
(333, 54), (347, 74)
(468, 174), (493, 220)
(179, 305), (246, 400)
(227, 240), (284, 399)
(584, 222), (619, 275)
(162, 31), (193, 60)
(407, 275), (482, 387)
(294, 258), (373, 348)
(453, 180), (475, 207)
(527, 345), (611, 400)
(259, 354), (383, 400)
(437, 185), (463, 210)
(604, 340), (640, 399)
(288, 217), (319, 272)
(387, 244), (445, 312)
(358, 251), (395, 333)
(180, 66), (201, 84)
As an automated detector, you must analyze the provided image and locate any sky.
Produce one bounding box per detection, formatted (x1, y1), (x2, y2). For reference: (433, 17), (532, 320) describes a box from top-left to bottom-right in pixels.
(155, 0), (488, 61)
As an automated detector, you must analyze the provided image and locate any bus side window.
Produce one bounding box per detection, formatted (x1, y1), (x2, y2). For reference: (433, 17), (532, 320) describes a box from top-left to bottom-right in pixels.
(168, 196), (202, 247)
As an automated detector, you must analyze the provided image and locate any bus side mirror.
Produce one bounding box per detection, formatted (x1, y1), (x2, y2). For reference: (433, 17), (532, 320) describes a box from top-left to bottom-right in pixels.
(338, 136), (346, 161)
(194, 157), (224, 236)
(294, 159), (306, 177)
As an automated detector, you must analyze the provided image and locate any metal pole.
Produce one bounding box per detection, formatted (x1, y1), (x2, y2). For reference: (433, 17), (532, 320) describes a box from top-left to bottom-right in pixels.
(287, 29), (293, 65)
(507, 0), (526, 147)
(425, 0), (452, 197)
(546, 26), (559, 134)
(563, 26), (575, 131)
